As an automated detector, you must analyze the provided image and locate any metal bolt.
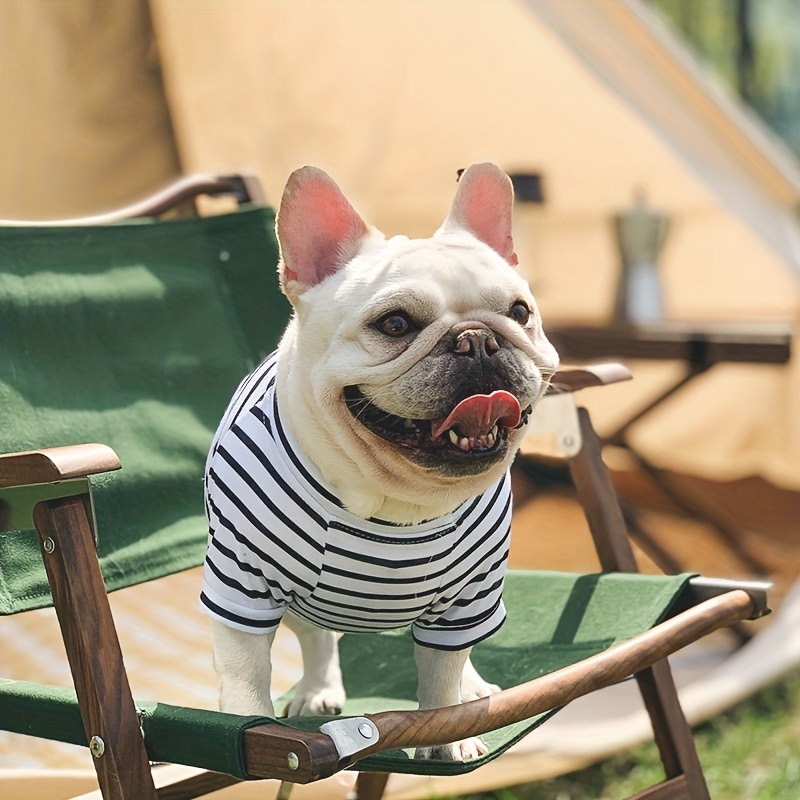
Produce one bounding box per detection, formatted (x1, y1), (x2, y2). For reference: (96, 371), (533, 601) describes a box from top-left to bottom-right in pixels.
(42, 538), (56, 554)
(358, 722), (374, 739)
(89, 736), (105, 758)
(286, 751), (299, 771)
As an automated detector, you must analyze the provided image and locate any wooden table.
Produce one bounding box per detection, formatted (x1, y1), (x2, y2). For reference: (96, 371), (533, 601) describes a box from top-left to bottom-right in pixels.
(547, 322), (791, 366)
(548, 321), (791, 442)
(544, 321), (794, 581)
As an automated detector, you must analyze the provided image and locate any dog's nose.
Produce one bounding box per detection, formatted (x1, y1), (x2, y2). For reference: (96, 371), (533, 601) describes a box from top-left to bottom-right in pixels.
(453, 328), (500, 358)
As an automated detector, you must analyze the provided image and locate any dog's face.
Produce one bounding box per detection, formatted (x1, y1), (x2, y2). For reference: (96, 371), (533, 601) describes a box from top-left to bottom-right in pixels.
(275, 164), (559, 521)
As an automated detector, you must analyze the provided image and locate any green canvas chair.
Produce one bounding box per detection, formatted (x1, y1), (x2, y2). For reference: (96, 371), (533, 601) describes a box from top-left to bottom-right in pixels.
(0, 176), (768, 800)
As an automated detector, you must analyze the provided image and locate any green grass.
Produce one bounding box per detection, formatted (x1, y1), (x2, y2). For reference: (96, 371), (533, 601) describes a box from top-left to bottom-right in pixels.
(455, 670), (800, 800)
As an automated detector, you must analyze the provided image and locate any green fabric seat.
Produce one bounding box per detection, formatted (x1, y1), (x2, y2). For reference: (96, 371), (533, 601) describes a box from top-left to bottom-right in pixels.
(0, 570), (693, 778)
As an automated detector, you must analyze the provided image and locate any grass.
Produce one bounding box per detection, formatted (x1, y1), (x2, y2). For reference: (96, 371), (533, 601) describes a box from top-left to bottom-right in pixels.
(454, 669), (800, 800)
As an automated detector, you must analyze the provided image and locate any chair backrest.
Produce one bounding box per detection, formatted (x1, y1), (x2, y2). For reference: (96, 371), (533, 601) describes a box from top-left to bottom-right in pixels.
(0, 206), (289, 614)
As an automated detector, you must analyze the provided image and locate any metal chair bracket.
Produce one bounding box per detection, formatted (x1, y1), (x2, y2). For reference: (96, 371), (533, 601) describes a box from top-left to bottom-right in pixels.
(318, 717), (380, 762)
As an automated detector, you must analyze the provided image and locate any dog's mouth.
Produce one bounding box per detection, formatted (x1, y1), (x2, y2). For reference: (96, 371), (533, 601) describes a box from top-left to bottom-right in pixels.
(343, 385), (531, 463)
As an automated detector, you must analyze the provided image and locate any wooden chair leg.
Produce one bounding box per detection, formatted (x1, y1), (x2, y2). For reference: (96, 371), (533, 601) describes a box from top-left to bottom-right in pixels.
(71, 766), (241, 800)
(627, 775), (692, 799)
(567, 407), (638, 573)
(33, 495), (158, 800)
(352, 772), (389, 800)
(567, 409), (711, 800)
(635, 663), (710, 800)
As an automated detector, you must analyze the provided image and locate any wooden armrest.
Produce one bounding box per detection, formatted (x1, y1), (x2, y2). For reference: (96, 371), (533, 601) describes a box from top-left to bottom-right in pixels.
(0, 444), (121, 488)
(0, 173), (265, 226)
(362, 589), (754, 758)
(240, 588), (756, 782)
(548, 363), (633, 394)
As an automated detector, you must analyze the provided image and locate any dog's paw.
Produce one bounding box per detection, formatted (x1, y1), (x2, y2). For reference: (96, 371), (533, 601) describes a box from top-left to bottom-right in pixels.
(283, 682), (346, 717)
(460, 675), (501, 702)
(460, 660), (501, 702)
(415, 736), (488, 761)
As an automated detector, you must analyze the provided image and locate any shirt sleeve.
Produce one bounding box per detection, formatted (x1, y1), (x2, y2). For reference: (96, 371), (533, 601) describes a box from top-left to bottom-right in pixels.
(200, 465), (288, 635)
(411, 573), (508, 650)
(199, 418), (323, 635)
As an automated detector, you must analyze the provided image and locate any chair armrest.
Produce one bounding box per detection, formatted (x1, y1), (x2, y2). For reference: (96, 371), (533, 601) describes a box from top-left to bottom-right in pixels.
(360, 589), (754, 764)
(239, 588), (758, 781)
(0, 444), (121, 488)
(523, 364), (632, 458)
(548, 363), (633, 394)
(0, 173), (265, 226)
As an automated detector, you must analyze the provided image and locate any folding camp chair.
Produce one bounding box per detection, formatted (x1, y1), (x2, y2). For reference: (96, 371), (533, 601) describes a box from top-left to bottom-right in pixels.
(0, 176), (768, 800)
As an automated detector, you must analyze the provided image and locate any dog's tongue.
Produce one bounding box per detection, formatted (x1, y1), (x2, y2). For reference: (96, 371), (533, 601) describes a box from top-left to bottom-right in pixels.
(431, 391), (522, 439)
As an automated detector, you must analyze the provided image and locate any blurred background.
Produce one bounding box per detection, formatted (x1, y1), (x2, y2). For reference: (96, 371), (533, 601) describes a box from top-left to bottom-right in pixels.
(1, 1), (799, 798)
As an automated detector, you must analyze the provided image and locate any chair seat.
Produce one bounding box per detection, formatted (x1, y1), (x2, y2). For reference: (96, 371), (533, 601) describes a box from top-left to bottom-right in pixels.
(0, 570), (693, 779)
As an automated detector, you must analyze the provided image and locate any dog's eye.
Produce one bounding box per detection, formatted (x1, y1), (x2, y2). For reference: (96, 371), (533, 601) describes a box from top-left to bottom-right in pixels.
(376, 311), (415, 337)
(508, 301), (531, 326)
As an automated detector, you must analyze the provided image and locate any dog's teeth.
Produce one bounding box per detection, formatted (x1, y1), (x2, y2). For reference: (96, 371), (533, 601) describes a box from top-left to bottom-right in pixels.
(447, 427), (500, 452)
(404, 418), (415, 429)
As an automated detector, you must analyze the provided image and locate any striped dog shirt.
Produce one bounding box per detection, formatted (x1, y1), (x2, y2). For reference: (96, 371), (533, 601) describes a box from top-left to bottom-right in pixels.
(200, 352), (511, 650)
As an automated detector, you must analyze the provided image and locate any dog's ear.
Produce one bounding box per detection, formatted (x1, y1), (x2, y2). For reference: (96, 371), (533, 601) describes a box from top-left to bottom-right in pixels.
(277, 167), (371, 297)
(438, 163), (518, 267)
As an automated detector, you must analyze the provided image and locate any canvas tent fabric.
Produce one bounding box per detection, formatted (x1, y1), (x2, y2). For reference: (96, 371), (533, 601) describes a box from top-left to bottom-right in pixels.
(0, 0), (181, 219)
(148, 0), (800, 491)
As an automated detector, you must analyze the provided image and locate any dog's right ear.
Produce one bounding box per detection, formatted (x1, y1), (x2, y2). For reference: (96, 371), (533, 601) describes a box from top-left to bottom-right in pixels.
(276, 167), (371, 299)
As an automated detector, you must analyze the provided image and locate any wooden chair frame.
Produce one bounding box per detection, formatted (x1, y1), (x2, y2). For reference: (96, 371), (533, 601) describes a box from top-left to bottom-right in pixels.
(0, 176), (769, 800)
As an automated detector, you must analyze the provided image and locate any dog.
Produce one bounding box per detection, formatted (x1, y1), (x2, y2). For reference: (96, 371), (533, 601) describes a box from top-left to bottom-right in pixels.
(200, 163), (559, 760)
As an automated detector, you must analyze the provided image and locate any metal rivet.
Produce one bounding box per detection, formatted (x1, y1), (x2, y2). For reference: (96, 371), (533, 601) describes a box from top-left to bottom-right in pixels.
(42, 538), (56, 554)
(220, 250), (230, 262)
(89, 736), (105, 758)
(358, 722), (373, 739)
(286, 751), (299, 771)
(562, 435), (575, 447)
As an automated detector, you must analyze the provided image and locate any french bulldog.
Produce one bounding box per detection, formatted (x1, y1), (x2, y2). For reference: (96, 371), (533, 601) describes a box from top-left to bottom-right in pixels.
(201, 163), (559, 760)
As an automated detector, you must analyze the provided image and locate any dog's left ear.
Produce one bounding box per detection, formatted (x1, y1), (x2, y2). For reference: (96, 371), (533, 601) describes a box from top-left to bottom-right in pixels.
(277, 166), (373, 298)
(437, 163), (518, 267)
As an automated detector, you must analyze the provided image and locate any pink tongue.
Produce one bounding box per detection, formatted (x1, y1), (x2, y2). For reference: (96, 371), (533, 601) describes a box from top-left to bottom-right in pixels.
(431, 391), (522, 439)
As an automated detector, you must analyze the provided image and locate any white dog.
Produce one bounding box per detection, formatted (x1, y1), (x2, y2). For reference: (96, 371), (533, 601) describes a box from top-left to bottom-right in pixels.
(201, 163), (559, 760)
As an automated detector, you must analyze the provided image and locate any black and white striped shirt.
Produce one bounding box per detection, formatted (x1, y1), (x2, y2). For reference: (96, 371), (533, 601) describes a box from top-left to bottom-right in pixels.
(200, 353), (511, 650)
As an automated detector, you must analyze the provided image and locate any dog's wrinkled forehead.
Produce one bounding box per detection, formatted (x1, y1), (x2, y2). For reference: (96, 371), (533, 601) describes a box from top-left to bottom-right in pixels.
(391, 234), (525, 293)
(343, 233), (535, 319)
